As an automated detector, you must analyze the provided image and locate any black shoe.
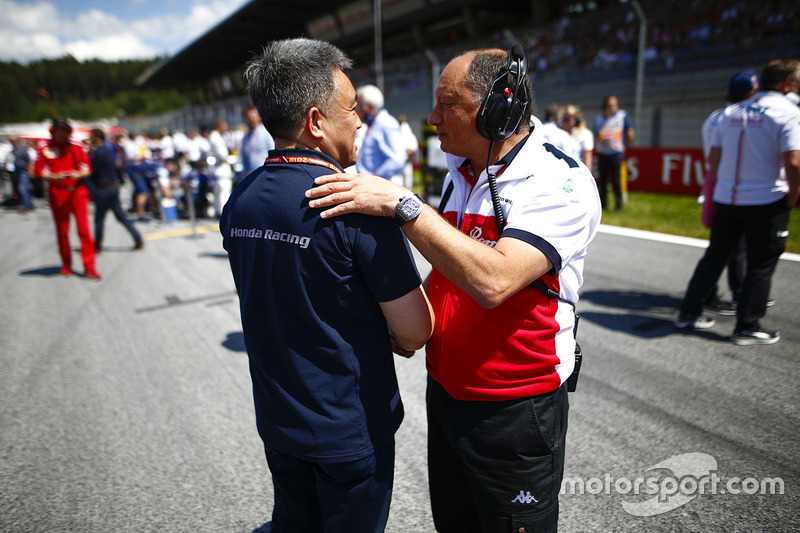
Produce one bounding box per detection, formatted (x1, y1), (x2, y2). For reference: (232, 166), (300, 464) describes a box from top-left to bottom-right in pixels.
(674, 314), (715, 329)
(731, 329), (780, 346)
(704, 298), (736, 316)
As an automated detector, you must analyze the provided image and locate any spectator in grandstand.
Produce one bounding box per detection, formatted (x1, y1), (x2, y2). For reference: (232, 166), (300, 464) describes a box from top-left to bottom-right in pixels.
(221, 37), (433, 533)
(698, 71), (761, 316)
(35, 117), (100, 279)
(593, 94), (634, 211)
(239, 105), (274, 181)
(87, 128), (144, 252)
(676, 59), (800, 345)
(306, 46), (601, 533)
(539, 103), (581, 163)
(355, 84), (408, 184)
(562, 104), (594, 169)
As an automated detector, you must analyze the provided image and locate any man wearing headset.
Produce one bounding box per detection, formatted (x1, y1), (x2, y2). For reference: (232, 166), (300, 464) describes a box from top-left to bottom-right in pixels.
(35, 117), (100, 279)
(307, 47), (601, 532)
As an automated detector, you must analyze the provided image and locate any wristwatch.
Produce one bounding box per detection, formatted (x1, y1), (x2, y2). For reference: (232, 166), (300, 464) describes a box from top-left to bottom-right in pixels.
(394, 194), (424, 226)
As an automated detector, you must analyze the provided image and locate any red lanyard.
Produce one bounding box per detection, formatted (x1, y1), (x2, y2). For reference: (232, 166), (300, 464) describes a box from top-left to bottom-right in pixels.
(263, 155), (341, 173)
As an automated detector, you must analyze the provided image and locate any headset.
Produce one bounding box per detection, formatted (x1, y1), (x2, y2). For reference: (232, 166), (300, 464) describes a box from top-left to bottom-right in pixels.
(475, 44), (531, 232)
(472, 45), (583, 391)
(476, 44), (531, 142)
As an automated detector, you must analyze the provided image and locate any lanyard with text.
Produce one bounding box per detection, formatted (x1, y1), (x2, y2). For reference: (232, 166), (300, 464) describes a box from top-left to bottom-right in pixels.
(263, 155), (342, 174)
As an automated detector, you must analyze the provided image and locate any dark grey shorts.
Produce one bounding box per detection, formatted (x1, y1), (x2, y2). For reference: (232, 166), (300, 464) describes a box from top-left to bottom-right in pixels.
(427, 376), (568, 533)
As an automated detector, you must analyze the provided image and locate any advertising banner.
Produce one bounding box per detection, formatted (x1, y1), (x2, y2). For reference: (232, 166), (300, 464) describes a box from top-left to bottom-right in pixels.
(624, 147), (706, 196)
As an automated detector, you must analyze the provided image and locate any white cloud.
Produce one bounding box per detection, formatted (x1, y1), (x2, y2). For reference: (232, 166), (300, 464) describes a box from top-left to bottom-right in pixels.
(65, 33), (158, 62)
(2, 0), (59, 33)
(0, 30), (64, 63)
(0, 0), (248, 63)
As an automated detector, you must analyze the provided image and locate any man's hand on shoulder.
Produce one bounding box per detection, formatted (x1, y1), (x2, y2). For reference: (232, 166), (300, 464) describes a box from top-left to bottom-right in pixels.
(306, 172), (409, 219)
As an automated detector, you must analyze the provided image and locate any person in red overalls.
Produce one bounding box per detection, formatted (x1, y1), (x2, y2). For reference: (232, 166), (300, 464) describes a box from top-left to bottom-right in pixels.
(35, 117), (100, 279)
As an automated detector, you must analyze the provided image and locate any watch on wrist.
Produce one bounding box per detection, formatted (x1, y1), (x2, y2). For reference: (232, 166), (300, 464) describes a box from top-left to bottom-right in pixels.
(394, 194), (424, 226)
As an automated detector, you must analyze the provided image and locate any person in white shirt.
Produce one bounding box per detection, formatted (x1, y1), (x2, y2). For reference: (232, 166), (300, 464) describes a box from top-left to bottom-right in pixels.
(696, 71), (761, 316)
(159, 128), (175, 162)
(538, 103), (581, 164)
(676, 59), (800, 345)
(561, 104), (594, 170)
(208, 121), (233, 216)
(398, 114), (419, 189)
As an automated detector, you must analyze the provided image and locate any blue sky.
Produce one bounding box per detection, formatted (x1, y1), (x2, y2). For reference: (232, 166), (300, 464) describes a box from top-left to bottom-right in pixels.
(1, 0), (251, 63)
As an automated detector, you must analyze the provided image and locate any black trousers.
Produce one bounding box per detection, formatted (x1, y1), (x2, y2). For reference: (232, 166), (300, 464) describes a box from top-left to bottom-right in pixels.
(427, 377), (568, 533)
(92, 186), (143, 250)
(680, 198), (791, 331)
(596, 153), (624, 210)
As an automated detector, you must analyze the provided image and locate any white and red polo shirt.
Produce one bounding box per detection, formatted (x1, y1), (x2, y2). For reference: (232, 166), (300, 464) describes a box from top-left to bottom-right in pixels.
(426, 131), (601, 401)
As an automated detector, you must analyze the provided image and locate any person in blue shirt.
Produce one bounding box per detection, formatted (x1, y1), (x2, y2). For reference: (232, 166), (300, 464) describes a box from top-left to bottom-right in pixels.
(238, 105), (274, 184)
(88, 129), (144, 252)
(220, 38), (434, 533)
(354, 84), (408, 184)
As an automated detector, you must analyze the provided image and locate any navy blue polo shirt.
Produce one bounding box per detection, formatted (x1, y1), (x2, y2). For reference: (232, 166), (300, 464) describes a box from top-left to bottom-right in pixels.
(221, 148), (422, 462)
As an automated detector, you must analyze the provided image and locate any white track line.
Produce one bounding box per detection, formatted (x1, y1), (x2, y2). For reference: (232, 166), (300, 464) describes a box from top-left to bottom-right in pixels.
(598, 224), (800, 263)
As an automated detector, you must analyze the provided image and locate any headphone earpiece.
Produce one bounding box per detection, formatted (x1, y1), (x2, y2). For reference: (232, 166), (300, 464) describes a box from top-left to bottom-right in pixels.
(476, 44), (530, 141)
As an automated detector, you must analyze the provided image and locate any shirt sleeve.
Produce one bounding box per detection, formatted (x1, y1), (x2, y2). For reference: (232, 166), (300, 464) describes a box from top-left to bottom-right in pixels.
(503, 172), (599, 273)
(348, 216), (422, 303)
(779, 111), (800, 153)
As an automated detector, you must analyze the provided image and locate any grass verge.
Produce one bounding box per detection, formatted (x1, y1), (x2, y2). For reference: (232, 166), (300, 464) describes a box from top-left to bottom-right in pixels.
(602, 192), (800, 254)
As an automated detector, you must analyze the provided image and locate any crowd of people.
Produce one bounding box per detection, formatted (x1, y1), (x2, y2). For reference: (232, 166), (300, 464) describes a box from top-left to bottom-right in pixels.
(0, 107), (277, 222)
(354, 0), (798, 99)
(1, 29), (797, 532)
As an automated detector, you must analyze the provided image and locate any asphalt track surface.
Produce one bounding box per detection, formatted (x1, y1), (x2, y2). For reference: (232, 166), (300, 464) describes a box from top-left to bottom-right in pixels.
(1, 195), (798, 533)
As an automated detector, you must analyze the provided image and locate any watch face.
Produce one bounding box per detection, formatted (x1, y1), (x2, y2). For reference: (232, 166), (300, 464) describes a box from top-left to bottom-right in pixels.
(396, 195), (422, 225)
(401, 198), (421, 217)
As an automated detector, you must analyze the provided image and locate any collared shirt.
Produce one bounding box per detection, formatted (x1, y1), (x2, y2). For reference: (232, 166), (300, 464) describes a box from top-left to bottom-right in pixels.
(221, 148), (422, 461)
(427, 132), (601, 401)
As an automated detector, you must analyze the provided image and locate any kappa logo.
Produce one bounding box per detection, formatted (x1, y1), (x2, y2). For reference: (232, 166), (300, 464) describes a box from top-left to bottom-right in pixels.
(511, 490), (538, 504)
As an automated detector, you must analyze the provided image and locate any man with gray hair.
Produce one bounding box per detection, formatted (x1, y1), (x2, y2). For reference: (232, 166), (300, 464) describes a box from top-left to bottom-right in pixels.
(355, 84), (408, 184)
(220, 38), (433, 532)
